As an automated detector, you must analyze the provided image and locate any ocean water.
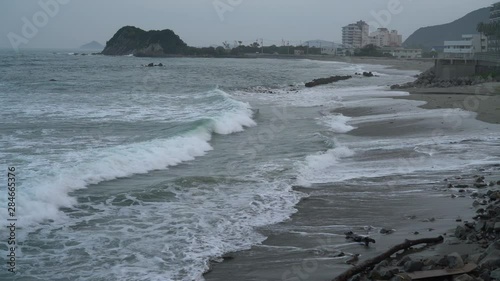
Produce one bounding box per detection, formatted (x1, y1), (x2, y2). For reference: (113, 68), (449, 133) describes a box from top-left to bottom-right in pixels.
(0, 49), (499, 281)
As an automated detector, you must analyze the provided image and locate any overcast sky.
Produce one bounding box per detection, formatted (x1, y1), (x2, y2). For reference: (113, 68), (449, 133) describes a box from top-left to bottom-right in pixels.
(0, 0), (497, 49)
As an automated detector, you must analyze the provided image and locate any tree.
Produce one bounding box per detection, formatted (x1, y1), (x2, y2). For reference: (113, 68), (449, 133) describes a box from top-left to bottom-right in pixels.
(355, 44), (384, 57)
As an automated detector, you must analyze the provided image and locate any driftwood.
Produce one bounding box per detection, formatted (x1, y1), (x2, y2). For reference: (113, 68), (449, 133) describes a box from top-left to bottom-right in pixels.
(345, 231), (376, 247)
(332, 236), (444, 281)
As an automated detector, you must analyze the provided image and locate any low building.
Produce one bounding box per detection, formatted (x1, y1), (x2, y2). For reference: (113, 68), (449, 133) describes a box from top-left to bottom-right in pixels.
(320, 47), (336, 55)
(382, 47), (422, 59)
(443, 34), (487, 58)
(294, 50), (305, 56)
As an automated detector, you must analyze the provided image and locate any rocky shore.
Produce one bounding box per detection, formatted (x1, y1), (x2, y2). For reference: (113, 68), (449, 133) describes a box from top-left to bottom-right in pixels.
(391, 68), (500, 90)
(340, 174), (500, 281)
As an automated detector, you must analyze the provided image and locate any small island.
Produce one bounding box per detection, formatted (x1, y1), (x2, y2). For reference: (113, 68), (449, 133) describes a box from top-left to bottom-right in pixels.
(102, 26), (188, 56)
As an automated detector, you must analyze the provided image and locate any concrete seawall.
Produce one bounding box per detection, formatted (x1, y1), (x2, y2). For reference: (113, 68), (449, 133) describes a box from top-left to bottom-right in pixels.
(435, 56), (500, 79)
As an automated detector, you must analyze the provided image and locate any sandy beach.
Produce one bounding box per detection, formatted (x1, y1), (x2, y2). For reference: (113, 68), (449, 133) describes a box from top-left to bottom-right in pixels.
(242, 54), (435, 72)
(308, 56), (435, 72)
(396, 83), (500, 124)
(205, 60), (500, 281)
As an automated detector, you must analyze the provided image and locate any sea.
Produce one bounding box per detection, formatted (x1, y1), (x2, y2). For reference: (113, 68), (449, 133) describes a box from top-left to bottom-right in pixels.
(1, 49), (499, 281)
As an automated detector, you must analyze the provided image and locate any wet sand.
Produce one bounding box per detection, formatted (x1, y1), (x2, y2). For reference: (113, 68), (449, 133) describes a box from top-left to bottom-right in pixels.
(205, 177), (486, 281)
(204, 64), (500, 281)
(242, 55), (434, 72)
(205, 94), (498, 280)
(321, 56), (435, 72)
(395, 83), (500, 125)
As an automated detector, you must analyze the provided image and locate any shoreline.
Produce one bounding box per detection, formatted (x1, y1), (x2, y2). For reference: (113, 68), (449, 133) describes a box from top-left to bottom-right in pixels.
(101, 52), (435, 72)
(204, 59), (500, 281)
(394, 83), (500, 125)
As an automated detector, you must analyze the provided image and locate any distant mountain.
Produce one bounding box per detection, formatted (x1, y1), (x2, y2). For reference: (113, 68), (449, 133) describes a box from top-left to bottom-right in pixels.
(404, 7), (490, 50)
(102, 26), (188, 56)
(80, 41), (104, 50)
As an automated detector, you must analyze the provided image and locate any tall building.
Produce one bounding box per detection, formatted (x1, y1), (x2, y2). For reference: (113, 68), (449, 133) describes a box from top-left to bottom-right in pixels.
(342, 21), (369, 48)
(389, 30), (403, 47)
(488, 2), (500, 52)
(368, 28), (403, 47)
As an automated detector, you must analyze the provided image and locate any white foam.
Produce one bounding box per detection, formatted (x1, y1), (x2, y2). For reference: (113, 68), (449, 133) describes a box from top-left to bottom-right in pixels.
(12, 178), (302, 281)
(320, 114), (356, 133)
(211, 89), (257, 134)
(0, 90), (257, 226)
(297, 145), (355, 187)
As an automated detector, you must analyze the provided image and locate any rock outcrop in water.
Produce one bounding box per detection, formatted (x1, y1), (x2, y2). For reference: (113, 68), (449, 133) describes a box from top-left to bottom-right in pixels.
(102, 26), (188, 56)
(305, 75), (352, 88)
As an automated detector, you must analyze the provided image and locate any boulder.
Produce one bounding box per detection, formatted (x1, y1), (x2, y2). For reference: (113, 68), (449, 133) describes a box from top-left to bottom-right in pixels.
(371, 267), (400, 279)
(479, 240), (500, 268)
(495, 222), (500, 232)
(455, 226), (468, 239)
(404, 260), (424, 272)
(481, 270), (492, 281)
(489, 192), (500, 200)
(486, 221), (497, 233)
(475, 221), (486, 232)
(491, 269), (500, 280)
(474, 183), (488, 188)
(446, 252), (464, 269)
(397, 256), (413, 267)
(437, 256), (450, 267)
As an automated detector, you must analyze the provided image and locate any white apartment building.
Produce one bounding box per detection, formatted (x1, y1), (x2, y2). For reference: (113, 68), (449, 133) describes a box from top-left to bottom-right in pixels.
(342, 22), (403, 48)
(368, 28), (403, 47)
(342, 21), (369, 48)
(444, 34), (487, 58)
